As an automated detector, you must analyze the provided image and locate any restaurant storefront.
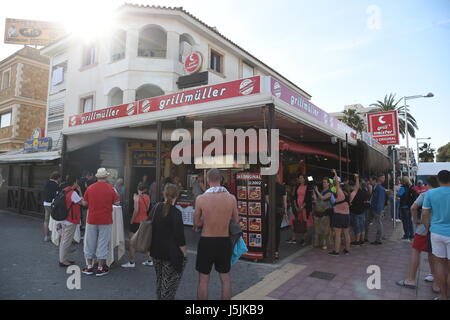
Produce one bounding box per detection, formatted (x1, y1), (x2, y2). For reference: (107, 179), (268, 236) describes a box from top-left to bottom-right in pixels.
(60, 75), (385, 262)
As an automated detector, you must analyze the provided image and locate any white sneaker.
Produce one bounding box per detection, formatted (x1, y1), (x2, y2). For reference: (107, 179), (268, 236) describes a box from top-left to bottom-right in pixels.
(44, 236), (50, 242)
(142, 260), (154, 266)
(424, 274), (434, 282)
(396, 219), (402, 223)
(121, 262), (135, 268)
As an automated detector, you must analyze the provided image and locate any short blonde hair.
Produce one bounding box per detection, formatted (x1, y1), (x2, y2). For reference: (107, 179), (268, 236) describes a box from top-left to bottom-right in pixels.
(401, 177), (411, 186)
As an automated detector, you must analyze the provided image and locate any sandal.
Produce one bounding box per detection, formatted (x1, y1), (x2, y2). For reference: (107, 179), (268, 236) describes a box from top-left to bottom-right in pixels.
(396, 280), (416, 289)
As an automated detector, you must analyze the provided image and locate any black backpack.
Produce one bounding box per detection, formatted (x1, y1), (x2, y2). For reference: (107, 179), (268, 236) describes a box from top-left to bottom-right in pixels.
(408, 188), (419, 207)
(50, 190), (73, 221)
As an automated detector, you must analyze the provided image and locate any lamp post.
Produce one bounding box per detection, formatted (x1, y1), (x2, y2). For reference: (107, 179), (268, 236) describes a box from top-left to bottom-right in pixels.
(416, 137), (431, 164)
(401, 93), (434, 179)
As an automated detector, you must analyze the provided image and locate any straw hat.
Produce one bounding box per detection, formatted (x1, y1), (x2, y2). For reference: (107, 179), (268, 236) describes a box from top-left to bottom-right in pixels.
(95, 168), (110, 179)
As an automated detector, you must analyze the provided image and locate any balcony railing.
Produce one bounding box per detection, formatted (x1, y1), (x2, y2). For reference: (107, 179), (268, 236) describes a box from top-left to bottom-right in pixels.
(137, 48), (166, 58)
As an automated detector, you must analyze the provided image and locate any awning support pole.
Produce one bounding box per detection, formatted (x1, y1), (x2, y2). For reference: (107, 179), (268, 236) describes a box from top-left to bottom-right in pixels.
(266, 104), (276, 264)
(339, 139), (342, 178)
(346, 134), (349, 179)
(156, 122), (162, 203)
(60, 134), (67, 179)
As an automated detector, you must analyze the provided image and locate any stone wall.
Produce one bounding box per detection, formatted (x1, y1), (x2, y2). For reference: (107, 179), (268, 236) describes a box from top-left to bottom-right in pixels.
(15, 104), (46, 140)
(19, 64), (49, 101)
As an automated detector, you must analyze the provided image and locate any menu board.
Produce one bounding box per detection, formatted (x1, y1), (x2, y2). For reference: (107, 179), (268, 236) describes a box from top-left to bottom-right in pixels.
(176, 200), (195, 226)
(236, 172), (266, 260)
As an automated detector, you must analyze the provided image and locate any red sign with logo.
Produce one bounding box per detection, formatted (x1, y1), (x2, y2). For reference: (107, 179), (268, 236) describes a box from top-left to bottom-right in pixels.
(366, 110), (400, 145)
(68, 77), (261, 127)
(184, 52), (202, 74)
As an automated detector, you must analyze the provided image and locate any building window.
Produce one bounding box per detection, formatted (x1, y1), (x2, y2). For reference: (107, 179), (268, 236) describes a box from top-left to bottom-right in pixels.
(51, 62), (67, 86)
(82, 44), (96, 67)
(1, 70), (11, 90)
(135, 84), (164, 101)
(138, 25), (167, 58)
(179, 33), (194, 63)
(81, 95), (94, 113)
(210, 49), (223, 74)
(108, 87), (123, 106)
(242, 62), (254, 78)
(0, 112), (11, 128)
(110, 29), (126, 62)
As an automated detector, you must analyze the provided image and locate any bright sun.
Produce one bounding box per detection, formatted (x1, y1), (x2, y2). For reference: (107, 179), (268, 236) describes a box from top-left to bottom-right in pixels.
(62, 4), (117, 42)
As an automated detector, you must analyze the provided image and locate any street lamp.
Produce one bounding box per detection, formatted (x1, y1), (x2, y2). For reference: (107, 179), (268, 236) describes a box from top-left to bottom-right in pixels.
(416, 137), (431, 164)
(400, 93), (434, 179)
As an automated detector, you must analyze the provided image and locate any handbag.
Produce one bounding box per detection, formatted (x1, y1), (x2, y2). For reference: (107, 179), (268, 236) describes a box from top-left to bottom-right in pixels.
(130, 203), (161, 253)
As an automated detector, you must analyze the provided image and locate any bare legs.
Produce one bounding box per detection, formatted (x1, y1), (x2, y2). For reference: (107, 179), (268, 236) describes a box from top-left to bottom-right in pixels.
(197, 272), (231, 300)
(434, 257), (449, 300)
(334, 228), (350, 252)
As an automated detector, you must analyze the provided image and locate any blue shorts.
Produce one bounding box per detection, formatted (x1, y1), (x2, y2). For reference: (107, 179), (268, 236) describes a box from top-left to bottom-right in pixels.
(351, 213), (365, 234)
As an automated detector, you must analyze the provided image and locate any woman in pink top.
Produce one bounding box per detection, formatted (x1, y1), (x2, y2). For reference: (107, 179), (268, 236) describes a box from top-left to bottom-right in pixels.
(292, 175), (314, 245)
(329, 169), (351, 256)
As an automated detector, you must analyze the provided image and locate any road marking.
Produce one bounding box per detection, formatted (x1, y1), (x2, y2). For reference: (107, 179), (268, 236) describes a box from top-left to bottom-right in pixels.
(232, 263), (307, 300)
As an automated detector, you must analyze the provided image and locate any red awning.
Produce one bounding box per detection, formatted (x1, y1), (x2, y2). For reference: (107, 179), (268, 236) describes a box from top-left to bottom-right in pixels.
(165, 137), (349, 162)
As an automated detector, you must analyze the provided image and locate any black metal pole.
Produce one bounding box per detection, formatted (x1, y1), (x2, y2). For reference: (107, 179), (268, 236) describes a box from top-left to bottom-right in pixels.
(339, 139), (342, 178)
(156, 122), (162, 203)
(346, 134), (349, 180)
(60, 134), (67, 179)
(267, 104), (276, 264)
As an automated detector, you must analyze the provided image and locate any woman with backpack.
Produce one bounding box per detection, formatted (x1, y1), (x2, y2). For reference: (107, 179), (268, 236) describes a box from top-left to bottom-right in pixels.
(313, 177), (335, 250)
(328, 169), (351, 256)
(349, 174), (368, 246)
(121, 182), (151, 268)
(397, 177), (414, 241)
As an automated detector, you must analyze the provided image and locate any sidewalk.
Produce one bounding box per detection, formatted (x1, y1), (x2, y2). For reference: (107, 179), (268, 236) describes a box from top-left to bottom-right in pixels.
(235, 213), (438, 300)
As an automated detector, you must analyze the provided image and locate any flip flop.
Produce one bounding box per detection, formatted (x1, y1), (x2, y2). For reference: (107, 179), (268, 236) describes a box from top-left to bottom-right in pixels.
(396, 280), (416, 289)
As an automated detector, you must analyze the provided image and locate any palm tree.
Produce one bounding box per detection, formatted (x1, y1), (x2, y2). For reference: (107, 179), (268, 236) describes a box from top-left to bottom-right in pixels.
(370, 93), (419, 138)
(419, 143), (435, 162)
(342, 109), (366, 133)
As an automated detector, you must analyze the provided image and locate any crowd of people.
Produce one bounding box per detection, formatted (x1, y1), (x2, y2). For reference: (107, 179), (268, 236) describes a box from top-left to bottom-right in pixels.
(274, 168), (450, 300)
(42, 168), (239, 300)
(274, 169), (388, 258)
(41, 166), (450, 300)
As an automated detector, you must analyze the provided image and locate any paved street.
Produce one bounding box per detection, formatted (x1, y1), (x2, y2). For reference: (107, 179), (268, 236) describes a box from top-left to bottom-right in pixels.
(0, 209), (442, 300)
(0, 211), (274, 300)
(235, 214), (439, 300)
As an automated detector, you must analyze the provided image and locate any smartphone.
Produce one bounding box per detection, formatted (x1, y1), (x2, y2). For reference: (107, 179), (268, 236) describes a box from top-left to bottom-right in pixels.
(307, 176), (313, 182)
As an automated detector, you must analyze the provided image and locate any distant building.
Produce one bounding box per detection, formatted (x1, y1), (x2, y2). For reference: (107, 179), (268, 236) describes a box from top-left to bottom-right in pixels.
(329, 104), (377, 125)
(0, 46), (49, 152)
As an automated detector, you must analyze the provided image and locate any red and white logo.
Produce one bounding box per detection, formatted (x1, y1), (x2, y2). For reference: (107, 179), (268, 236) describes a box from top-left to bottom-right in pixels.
(367, 110), (400, 145)
(184, 52), (202, 74)
(70, 116), (77, 127)
(239, 79), (255, 96)
(273, 81), (282, 98)
(126, 103), (135, 116)
(141, 100), (151, 113)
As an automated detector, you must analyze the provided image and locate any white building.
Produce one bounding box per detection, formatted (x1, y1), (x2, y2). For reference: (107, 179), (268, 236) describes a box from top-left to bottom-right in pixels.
(41, 3), (312, 145)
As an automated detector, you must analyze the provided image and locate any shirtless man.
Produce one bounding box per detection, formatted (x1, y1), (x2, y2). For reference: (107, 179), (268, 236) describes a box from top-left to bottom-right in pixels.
(194, 168), (239, 300)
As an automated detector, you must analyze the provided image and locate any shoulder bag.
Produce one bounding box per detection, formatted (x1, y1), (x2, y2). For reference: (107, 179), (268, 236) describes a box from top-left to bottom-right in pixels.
(130, 202), (161, 253)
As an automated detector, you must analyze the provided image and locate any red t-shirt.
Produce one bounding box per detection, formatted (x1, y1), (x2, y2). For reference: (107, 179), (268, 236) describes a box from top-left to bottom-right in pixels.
(85, 181), (120, 225)
(64, 187), (81, 225)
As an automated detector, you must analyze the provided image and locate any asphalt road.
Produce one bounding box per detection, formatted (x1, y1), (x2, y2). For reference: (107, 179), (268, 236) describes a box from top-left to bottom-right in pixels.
(0, 211), (278, 300)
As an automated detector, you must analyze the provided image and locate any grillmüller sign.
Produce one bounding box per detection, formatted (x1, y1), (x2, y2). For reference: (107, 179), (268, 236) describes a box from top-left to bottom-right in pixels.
(69, 76), (260, 127)
(366, 110), (400, 145)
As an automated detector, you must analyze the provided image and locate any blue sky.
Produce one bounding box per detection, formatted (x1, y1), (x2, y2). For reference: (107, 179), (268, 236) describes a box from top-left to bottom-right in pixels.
(1, 0), (449, 157)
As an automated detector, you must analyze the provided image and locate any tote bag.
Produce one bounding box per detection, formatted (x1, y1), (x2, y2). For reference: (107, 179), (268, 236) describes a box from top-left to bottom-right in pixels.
(130, 203), (160, 253)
